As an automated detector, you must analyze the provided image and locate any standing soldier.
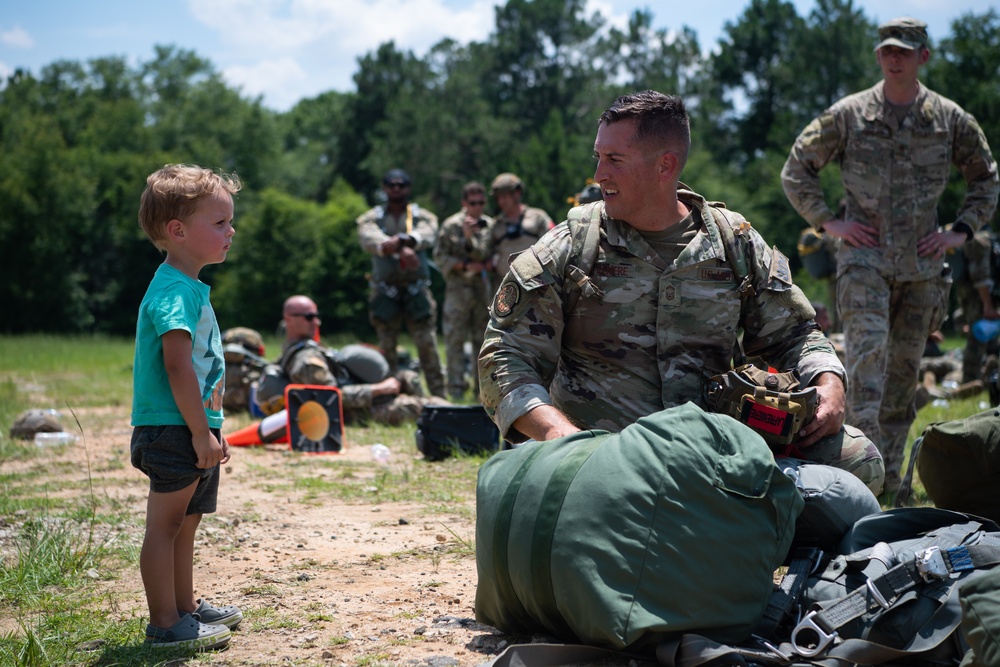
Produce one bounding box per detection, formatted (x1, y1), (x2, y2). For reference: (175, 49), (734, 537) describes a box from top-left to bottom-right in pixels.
(357, 168), (446, 398)
(953, 231), (1000, 383)
(434, 182), (495, 401)
(781, 17), (999, 493)
(489, 172), (554, 281)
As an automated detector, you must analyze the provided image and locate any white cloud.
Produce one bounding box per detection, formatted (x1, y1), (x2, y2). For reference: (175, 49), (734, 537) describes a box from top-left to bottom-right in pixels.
(223, 56), (310, 110)
(188, 0), (498, 109)
(188, 0), (495, 57)
(1, 25), (34, 49)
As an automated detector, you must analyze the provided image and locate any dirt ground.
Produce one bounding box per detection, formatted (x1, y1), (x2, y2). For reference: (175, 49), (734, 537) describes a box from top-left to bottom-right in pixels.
(3, 406), (532, 667)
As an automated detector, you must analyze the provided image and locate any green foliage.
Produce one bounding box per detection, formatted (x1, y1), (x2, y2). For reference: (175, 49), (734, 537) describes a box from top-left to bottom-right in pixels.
(213, 183), (370, 335)
(0, 335), (134, 414)
(2, 2), (997, 337)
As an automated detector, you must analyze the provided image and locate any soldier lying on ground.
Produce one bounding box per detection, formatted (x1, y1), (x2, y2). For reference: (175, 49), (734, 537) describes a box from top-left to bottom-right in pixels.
(255, 295), (448, 426)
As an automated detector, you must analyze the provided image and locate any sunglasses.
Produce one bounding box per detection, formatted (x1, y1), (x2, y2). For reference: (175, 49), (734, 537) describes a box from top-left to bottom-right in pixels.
(466, 200), (486, 206)
(384, 181), (409, 189)
(290, 312), (321, 321)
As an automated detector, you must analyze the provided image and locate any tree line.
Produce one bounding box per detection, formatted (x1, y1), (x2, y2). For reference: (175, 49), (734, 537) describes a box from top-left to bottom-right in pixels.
(1, 0), (997, 339)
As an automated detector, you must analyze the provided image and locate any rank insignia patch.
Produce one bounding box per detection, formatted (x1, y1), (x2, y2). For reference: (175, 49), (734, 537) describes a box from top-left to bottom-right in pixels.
(494, 282), (520, 317)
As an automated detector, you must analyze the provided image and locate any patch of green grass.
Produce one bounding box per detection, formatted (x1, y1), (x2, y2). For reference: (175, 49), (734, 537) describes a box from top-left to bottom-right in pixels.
(0, 335), (135, 414)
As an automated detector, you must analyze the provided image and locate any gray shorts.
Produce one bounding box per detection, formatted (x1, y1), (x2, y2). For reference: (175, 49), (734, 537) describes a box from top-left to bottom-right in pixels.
(130, 425), (220, 515)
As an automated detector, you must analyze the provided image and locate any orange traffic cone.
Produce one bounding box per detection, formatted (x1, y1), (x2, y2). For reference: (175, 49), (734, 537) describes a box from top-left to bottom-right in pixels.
(225, 411), (289, 446)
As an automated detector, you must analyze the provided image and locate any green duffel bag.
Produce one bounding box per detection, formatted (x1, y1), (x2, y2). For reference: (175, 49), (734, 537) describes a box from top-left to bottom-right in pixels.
(913, 407), (1000, 523)
(474, 402), (803, 653)
(960, 566), (1000, 667)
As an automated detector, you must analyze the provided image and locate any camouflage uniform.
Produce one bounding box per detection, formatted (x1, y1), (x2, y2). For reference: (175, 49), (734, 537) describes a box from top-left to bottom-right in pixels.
(954, 232), (996, 382)
(479, 190), (884, 492)
(491, 206), (553, 281)
(434, 209), (495, 399)
(357, 203), (446, 397)
(281, 340), (444, 426)
(782, 80), (999, 483)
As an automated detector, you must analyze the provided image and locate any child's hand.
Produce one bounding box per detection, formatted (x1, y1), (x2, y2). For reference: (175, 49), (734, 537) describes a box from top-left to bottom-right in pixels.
(220, 436), (232, 465)
(193, 431), (225, 469)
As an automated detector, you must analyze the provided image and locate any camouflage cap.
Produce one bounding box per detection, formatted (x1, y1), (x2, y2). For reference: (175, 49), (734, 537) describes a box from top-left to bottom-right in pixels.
(875, 17), (928, 51)
(490, 172), (523, 195)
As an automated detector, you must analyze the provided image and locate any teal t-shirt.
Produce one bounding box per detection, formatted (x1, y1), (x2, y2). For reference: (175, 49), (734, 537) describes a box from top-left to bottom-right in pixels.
(131, 263), (225, 428)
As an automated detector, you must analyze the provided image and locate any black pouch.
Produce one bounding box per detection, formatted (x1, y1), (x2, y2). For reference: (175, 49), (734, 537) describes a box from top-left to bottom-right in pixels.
(415, 405), (500, 461)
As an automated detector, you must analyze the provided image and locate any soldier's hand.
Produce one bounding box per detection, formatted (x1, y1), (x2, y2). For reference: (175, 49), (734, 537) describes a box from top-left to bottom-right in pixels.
(462, 215), (479, 237)
(372, 377), (401, 397)
(399, 246), (421, 270)
(796, 372), (845, 448)
(822, 219), (878, 248)
(512, 405), (581, 442)
(917, 229), (965, 259)
(380, 236), (402, 255)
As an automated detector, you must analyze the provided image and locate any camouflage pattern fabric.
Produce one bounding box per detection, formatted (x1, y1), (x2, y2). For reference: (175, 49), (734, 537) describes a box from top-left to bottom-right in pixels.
(281, 340), (445, 426)
(782, 81), (999, 488)
(368, 295), (445, 398)
(434, 209), (495, 399)
(357, 203), (445, 397)
(490, 205), (553, 280)
(479, 190), (883, 491)
(782, 82), (998, 281)
(221, 327), (267, 412)
(955, 232), (996, 382)
(357, 203), (439, 285)
(838, 267), (946, 481)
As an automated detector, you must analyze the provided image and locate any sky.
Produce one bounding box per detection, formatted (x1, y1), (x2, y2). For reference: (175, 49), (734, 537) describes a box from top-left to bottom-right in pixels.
(0, 0), (994, 112)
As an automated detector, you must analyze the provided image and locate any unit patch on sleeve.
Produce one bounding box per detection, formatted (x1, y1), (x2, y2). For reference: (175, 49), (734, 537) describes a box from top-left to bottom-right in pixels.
(493, 282), (521, 318)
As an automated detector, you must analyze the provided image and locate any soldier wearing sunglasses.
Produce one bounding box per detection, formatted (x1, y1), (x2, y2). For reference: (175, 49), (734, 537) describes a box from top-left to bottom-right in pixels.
(357, 168), (446, 398)
(434, 182), (496, 401)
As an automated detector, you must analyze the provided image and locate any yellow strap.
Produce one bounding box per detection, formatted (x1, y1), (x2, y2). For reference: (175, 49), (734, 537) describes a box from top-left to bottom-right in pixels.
(405, 204), (413, 234)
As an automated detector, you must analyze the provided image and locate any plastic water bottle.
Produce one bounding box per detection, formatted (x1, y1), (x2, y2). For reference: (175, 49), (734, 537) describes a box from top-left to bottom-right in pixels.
(34, 431), (77, 447)
(972, 319), (1000, 343)
(370, 443), (391, 464)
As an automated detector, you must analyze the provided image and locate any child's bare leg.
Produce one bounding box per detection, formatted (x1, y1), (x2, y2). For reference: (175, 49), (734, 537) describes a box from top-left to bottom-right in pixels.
(175, 512), (202, 614)
(141, 480), (198, 629)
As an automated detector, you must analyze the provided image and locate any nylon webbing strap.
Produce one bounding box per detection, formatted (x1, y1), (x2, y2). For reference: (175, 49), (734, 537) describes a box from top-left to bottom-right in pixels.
(756, 548), (821, 638)
(790, 544), (1000, 659)
(491, 445), (547, 631)
(529, 437), (604, 641)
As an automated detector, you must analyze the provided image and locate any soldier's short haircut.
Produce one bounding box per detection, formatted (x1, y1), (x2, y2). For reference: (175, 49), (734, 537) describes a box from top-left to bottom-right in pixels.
(139, 164), (242, 249)
(462, 182), (486, 200)
(599, 90), (691, 167)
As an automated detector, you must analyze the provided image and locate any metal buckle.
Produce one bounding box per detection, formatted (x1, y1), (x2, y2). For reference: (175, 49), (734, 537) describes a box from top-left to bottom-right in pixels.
(866, 578), (891, 609)
(916, 546), (949, 582)
(790, 611), (837, 657)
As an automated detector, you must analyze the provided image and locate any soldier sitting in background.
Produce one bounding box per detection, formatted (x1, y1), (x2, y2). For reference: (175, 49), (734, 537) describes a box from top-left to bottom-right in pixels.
(221, 327), (268, 413)
(256, 295), (448, 426)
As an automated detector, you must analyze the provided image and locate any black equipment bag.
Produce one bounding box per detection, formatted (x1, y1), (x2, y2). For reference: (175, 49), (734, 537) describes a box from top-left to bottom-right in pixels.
(415, 405), (500, 461)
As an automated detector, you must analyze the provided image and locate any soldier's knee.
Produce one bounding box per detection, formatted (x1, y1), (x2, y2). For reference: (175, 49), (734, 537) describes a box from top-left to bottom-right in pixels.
(853, 457), (885, 496)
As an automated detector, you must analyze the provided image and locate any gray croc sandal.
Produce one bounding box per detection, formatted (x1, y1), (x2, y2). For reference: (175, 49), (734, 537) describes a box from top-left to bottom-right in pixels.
(190, 598), (243, 628)
(145, 613), (231, 651)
